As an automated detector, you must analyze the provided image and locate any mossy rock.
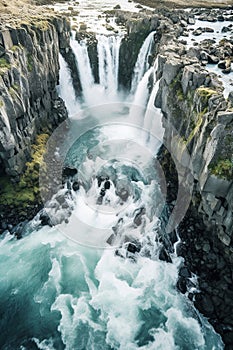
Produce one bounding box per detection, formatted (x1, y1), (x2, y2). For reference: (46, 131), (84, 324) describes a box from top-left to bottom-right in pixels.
(209, 159), (233, 181)
(0, 133), (49, 209)
(0, 57), (11, 74)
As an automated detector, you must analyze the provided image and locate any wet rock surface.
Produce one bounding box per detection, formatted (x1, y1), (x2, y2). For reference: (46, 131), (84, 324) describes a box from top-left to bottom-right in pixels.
(153, 9), (233, 345)
(0, 16), (70, 232)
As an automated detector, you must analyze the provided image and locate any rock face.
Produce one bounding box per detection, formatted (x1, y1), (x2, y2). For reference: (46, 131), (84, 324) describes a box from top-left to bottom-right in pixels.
(152, 10), (233, 347)
(0, 17), (70, 177)
(117, 11), (160, 90)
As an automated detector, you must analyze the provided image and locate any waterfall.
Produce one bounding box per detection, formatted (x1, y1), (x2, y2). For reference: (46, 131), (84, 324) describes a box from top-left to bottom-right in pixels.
(97, 35), (122, 95)
(70, 38), (95, 106)
(129, 66), (154, 123)
(130, 31), (156, 95)
(70, 35), (122, 106)
(0, 29), (224, 350)
(58, 54), (81, 116)
(143, 57), (163, 142)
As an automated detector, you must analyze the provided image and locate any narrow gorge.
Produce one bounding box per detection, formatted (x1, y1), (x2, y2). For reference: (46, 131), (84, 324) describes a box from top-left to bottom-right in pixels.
(0, 1), (232, 349)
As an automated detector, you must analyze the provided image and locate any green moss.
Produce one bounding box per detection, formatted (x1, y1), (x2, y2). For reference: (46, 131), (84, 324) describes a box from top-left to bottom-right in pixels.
(0, 133), (49, 208)
(34, 20), (50, 31)
(196, 87), (217, 109)
(27, 54), (33, 72)
(182, 108), (207, 146)
(196, 87), (217, 97)
(187, 90), (195, 108)
(0, 58), (10, 74)
(10, 45), (20, 52)
(9, 84), (20, 98)
(0, 100), (3, 108)
(209, 159), (233, 181)
(177, 87), (184, 101)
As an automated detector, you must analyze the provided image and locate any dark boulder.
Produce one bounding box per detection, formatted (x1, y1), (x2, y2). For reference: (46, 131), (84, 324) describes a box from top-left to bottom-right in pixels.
(179, 266), (191, 278)
(55, 193), (67, 205)
(193, 28), (202, 36)
(228, 91), (233, 106)
(126, 242), (141, 254)
(218, 60), (226, 69)
(62, 166), (78, 178)
(222, 67), (231, 74)
(97, 176), (104, 187)
(194, 293), (215, 317)
(10, 220), (28, 239)
(217, 15), (224, 22)
(104, 180), (111, 190)
(222, 26), (231, 33)
(208, 55), (219, 64)
(177, 276), (187, 294)
(204, 27), (214, 33)
(158, 246), (172, 263)
(97, 196), (103, 205)
(133, 207), (146, 226)
(40, 211), (52, 227)
(116, 188), (129, 202)
(106, 233), (116, 245)
(188, 17), (195, 25)
(100, 188), (106, 197)
(72, 181), (80, 191)
(0, 44), (5, 58)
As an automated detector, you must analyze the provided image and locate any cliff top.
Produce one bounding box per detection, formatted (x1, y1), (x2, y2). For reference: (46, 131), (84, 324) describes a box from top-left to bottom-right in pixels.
(0, 0), (65, 29)
(134, 0), (233, 8)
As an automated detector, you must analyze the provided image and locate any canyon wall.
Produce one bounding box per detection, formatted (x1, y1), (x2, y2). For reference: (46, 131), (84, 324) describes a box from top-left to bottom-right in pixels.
(0, 14), (71, 232)
(152, 11), (233, 347)
(0, 16), (70, 177)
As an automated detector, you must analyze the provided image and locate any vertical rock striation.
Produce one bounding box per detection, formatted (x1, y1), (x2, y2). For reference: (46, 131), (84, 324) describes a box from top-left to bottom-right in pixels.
(153, 11), (233, 347)
(0, 16), (70, 177)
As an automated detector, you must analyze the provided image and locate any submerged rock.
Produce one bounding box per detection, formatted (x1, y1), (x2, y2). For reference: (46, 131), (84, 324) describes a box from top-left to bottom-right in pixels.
(62, 166), (78, 178)
(39, 211), (52, 227)
(158, 246), (172, 263)
(72, 181), (80, 191)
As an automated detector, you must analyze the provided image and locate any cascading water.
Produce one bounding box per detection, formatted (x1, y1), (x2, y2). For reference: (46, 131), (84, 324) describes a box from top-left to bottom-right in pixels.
(70, 35), (122, 108)
(58, 54), (81, 116)
(129, 66), (154, 123)
(97, 35), (122, 95)
(0, 29), (224, 350)
(70, 38), (95, 106)
(130, 31), (156, 95)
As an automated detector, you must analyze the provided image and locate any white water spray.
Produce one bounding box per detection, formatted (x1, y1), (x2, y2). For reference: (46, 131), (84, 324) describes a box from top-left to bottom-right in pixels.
(71, 38), (95, 106)
(0, 30), (224, 350)
(58, 54), (81, 116)
(130, 31), (156, 94)
(97, 35), (122, 95)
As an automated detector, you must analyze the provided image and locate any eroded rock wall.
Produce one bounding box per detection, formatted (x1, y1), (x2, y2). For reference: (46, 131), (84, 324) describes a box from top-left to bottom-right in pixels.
(0, 17), (70, 177)
(154, 14), (233, 346)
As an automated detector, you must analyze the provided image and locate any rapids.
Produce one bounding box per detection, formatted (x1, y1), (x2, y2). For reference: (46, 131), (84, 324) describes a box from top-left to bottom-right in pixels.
(0, 23), (224, 350)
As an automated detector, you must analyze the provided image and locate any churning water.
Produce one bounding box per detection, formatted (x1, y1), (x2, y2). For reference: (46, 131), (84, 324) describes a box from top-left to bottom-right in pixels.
(0, 25), (224, 350)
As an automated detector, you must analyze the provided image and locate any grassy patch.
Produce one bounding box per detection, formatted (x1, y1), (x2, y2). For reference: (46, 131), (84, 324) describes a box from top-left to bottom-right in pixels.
(34, 19), (50, 31)
(209, 159), (233, 181)
(10, 45), (20, 52)
(196, 87), (217, 109)
(187, 110), (206, 144)
(0, 133), (49, 208)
